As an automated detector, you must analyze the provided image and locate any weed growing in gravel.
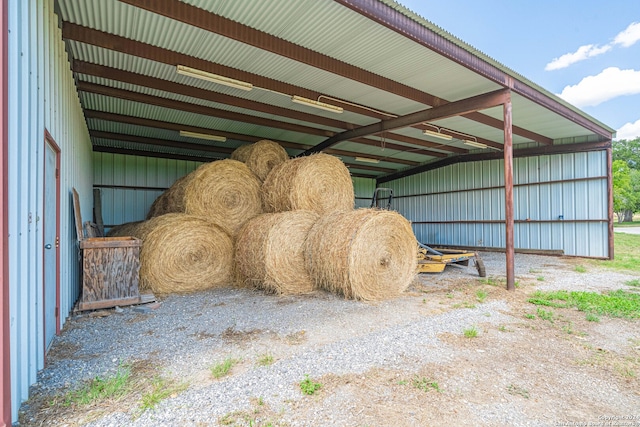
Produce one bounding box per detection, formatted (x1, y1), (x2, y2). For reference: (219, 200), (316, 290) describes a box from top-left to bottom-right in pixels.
(626, 279), (640, 287)
(257, 354), (274, 366)
(586, 313), (600, 322)
(299, 375), (322, 395)
(507, 384), (530, 399)
(478, 276), (499, 286)
(211, 357), (239, 379)
(574, 265), (587, 273)
(139, 376), (188, 412)
(64, 364), (131, 406)
(536, 308), (555, 323)
(563, 322), (574, 335)
(528, 289), (640, 319)
(476, 289), (488, 303)
(412, 376), (441, 392)
(536, 276), (545, 281)
(524, 313), (536, 319)
(498, 325), (512, 332)
(463, 325), (478, 338)
(528, 268), (541, 274)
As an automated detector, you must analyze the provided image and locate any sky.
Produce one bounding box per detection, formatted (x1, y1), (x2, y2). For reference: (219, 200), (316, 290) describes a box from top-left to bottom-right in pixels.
(397, 0), (640, 140)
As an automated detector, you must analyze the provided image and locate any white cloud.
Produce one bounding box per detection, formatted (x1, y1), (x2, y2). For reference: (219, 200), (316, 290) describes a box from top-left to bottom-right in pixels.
(557, 67), (640, 107)
(545, 44), (611, 70)
(616, 119), (640, 140)
(613, 21), (640, 47)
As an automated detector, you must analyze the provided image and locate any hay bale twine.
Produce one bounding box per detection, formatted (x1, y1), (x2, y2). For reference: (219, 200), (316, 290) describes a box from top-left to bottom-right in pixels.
(244, 140), (289, 182)
(235, 211), (319, 295)
(138, 213), (233, 295)
(262, 153), (354, 214)
(230, 144), (252, 162)
(183, 159), (262, 237)
(304, 208), (417, 301)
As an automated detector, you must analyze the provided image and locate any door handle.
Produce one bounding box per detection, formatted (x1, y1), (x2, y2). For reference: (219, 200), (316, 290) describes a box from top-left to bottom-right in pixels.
(45, 244), (52, 249)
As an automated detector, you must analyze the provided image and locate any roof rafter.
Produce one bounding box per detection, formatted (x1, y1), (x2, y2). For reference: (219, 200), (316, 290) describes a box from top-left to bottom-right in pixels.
(73, 60), (464, 154)
(301, 88), (510, 155)
(119, 0), (552, 145)
(85, 111), (422, 168)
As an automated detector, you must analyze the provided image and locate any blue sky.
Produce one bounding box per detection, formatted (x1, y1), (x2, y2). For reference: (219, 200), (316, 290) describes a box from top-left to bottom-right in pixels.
(398, 0), (640, 140)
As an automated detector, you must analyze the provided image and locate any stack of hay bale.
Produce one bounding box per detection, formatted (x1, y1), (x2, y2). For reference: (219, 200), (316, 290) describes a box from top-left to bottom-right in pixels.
(109, 139), (417, 301)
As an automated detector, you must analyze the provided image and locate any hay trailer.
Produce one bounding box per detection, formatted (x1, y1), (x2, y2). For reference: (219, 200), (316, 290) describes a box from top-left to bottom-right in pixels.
(370, 187), (486, 277)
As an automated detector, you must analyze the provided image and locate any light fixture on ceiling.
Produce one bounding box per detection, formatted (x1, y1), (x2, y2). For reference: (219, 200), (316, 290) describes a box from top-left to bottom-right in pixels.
(176, 65), (253, 91)
(423, 127), (453, 140)
(179, 130), (227, 142)
(463, 140), (487, 149)
(291, 95), (344, 113)
(354, 156), (380, 164)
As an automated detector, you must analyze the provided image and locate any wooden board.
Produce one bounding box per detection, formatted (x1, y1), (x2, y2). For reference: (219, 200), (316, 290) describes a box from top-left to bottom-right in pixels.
(71, 187), (84, 242)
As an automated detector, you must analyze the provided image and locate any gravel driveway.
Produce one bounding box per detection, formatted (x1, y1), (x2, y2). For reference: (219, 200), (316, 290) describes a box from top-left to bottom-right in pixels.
(18, 251), (640, 426)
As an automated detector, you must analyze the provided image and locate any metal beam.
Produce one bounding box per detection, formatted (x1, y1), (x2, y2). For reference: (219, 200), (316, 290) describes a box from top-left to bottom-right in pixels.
(73, 61), (463, 154)
(336, 0), (610, 141)
(503, 94), (515, 291)
(93, 145), (219, 163)
(115, 1), (554, 144)
(85, 111), (422, 167)
(300, 89), (510, 156)
(377, 140), (612, 183)
(90, 131), (235, 155)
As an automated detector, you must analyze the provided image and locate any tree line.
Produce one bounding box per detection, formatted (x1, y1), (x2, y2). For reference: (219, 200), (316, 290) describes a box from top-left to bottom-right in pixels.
(613, 137), (640, 222)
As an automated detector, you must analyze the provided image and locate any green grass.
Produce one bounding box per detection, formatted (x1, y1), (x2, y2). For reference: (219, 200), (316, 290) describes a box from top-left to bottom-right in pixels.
(463, 325), (478, 338)
(574, 265), (587, 273)
(64, 364), (131, 406)
(139, 376), (188, 412)
(626, 279), (640, 288)
(412, 376), (441, 392)
(528, 289), (640, 319)
(536, 308), (555, 322)
(586, 313), (600, 322)
(536, 276), (545, 282)
(299, 375), (322, 395)
(524, 313), (536, 319)
(593, 233), (640, 273)
(476, 289), (488, 303)
(257, 354), (274, 366)
(211, 358), (239, 379)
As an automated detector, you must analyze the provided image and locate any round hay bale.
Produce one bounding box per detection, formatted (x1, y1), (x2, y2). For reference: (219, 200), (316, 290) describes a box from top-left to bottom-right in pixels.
(235, 211), (319, 295)
(106, 220), (145, 237)
(244, 140), (289, 182)
(146, 173), (195, 219)
(138, 213), (233, 295)
(261, 153), (354, 214)
(304, 208), (417, 301)
(183, 159), (262, 237)
(230, 144), (252, 162)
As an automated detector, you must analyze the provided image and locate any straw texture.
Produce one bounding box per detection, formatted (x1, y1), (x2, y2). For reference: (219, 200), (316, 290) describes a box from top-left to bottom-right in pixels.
(183, 159), (262, 236)
(137, 213), (233, 295)
(262, 153), (354, 214)
(235, 211), (319, 295)
(305, 208), (417, 301)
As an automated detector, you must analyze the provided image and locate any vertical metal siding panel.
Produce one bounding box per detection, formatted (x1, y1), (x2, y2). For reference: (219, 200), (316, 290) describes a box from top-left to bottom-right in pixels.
(9, 0), (92, 420)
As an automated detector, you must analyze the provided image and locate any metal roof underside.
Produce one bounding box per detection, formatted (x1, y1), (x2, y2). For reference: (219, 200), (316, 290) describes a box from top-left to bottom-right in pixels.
(55, 0), (615, 180)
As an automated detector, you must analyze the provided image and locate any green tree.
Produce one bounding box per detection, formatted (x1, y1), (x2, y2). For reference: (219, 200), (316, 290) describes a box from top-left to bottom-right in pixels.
(612, 160), (636, 222)
(613, 137), (640, 221)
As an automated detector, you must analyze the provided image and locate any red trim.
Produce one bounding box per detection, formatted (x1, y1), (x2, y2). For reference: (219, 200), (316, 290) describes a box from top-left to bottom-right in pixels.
(43, 131), (61, 350)
(1, 0), (11, 423)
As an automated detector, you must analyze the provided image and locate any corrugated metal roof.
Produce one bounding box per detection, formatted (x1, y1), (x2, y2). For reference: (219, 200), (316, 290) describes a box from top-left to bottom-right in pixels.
(55, 0), (615, 177)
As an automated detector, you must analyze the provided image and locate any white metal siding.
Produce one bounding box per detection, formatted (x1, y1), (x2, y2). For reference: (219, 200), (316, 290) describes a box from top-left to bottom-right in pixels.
(7, 0), (93, 422)
(387, 151), (609, 257)
(353, 176), (376, 208)
(93, 152), (203, 228)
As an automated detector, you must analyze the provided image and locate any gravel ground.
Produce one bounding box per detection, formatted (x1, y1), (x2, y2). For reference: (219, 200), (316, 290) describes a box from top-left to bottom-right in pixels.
(18, 251), (640, 427)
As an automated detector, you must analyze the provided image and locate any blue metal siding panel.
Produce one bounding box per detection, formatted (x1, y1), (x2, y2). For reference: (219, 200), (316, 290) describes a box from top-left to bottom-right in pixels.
(388, 152), (609, 257)
(93, 152), (202, 228)
(8, 1), (93, 422)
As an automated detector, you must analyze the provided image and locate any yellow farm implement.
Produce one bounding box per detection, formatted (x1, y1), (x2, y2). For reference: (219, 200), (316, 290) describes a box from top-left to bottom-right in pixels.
(417, 242), (486, 276)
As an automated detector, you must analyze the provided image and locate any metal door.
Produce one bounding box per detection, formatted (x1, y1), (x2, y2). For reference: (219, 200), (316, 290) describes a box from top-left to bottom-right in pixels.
(43, 136), (60, 351)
